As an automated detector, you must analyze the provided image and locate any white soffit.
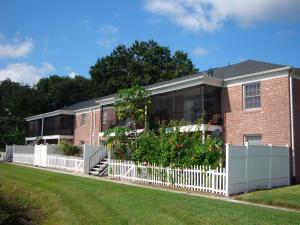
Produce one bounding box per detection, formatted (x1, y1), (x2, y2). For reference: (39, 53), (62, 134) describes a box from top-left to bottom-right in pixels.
(25, 110), (74, 121)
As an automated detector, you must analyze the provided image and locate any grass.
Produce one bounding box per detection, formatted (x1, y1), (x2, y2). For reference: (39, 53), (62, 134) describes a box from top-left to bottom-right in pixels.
(0, 164), (300, 225)
(236, 185), (300, 210)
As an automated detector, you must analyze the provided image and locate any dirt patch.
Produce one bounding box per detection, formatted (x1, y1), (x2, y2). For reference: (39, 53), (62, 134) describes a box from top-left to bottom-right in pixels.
(0, 196), (44, 225)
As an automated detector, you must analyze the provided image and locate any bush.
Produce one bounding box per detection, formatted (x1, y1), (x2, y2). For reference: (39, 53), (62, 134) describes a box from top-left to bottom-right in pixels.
(105, 121), (223, 168)
(104, 127), (131, 160)
(134, 131), (160, 163)
(58, 140), (82, 156)
(131, 124), (223, 168)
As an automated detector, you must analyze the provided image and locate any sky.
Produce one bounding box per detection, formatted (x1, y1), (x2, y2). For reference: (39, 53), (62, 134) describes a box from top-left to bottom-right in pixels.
(1, 0), (300, 85)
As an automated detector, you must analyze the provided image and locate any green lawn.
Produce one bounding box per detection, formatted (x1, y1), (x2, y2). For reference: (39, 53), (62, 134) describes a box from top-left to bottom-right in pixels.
(236, 184), (300, 210)
(0, 164), (300, 225)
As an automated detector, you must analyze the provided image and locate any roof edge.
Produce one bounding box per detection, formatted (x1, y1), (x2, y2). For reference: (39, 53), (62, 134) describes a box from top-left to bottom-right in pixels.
(25, 109), (74, 121)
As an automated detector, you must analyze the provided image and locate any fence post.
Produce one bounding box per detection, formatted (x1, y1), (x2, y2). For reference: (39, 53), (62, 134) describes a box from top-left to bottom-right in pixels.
(225, 143), (230, 197)
(212, 169), (215, 193)
(268, 144), (273, 188)
(12, 144), (15, 162)
(5, 145), (7, 161)
(245, 142), (249, 193)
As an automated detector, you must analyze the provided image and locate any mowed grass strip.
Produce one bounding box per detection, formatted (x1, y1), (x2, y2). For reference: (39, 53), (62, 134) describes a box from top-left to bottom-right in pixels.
(0, 163), (300, 225)
(236, 184), (300, 210)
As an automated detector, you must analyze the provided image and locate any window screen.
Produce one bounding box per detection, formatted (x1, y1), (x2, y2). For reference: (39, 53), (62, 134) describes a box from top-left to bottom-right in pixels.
(244, 82), (261, 109)
(80, 114), (86, 126)
(244, 135), (262, 145)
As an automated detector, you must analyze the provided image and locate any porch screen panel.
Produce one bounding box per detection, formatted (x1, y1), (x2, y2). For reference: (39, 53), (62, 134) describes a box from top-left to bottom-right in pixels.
(204, 85), (221, 124)
(174, 86), (202, 124)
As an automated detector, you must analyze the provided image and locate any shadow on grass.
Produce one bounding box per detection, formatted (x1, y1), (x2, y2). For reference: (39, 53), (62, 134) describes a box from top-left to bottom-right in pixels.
(0, 196), (43, 225)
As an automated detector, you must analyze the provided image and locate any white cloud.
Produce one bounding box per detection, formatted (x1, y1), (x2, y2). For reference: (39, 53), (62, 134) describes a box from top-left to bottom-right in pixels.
(0, 40), (34, 58)
(96, 38), (115, 48)
(0, 62), (55, 85)
(68, 71), (76, 78)
(100, 24), (119, 33)
(144, 0), (300, 32)
(192, 47), (208, 56)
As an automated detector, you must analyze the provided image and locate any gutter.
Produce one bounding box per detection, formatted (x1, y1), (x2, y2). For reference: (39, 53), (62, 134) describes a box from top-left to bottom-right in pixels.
(289, 70), (296, 178)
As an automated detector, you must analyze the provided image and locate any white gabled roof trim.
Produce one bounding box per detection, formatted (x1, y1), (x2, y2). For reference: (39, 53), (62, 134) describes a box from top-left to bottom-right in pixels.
(25, 110), (74, 121)
(148, 75), (223, 95)
(224, 67), (291, 87)
(74, 106), (100, 114)
(96, 97), (115, 106)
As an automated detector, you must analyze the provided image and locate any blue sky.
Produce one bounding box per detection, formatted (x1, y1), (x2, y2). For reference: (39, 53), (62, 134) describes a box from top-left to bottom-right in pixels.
(0, 0), (300, 84)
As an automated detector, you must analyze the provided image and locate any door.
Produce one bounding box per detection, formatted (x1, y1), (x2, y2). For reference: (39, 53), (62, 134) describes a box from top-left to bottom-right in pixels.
(34, 145), (47, 167)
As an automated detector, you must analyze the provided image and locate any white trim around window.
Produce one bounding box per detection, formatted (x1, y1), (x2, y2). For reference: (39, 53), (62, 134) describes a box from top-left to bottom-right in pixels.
(243, 82), (261, 110)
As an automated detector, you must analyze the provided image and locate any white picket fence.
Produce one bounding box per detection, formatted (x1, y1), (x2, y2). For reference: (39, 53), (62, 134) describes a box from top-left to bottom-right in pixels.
(47, 155), (83, 173)
(109, 160), (227, 195)
(13, 153), (34, 165)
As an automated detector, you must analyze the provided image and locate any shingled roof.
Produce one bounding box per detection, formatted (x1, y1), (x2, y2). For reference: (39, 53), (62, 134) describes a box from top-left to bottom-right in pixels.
(63, 94), (115, 111)
(63, 59), (288, 111)
(202, 59), (287, 79)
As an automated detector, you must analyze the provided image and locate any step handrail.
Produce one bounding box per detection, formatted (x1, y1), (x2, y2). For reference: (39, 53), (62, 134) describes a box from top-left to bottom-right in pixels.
(88, 145), (107, 171)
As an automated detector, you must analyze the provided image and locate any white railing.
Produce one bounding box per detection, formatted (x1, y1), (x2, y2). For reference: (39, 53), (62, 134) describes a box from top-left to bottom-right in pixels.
(47, 155), (84, 173)
(13, 153), (34, 165)
(109, 160), (227, 195)
(88, 146), (107, 171)
(5, 145), (14, 161)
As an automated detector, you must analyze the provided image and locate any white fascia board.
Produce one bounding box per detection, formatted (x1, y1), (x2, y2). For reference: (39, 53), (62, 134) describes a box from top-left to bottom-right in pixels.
(74, 106), (100, 114)
(96, 97), (115, 105)
(25, 135), (74, 141)
(224, 67), (291, 87)
(148, 75), (223, 95)
(25, 110), (74, 121)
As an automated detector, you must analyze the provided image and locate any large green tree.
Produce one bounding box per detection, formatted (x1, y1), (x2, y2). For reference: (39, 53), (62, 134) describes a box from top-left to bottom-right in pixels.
(90, 40), (198, 96)
(0, 80), (41, 148)
(0, 75), (96, 149)
(35, 75), (96, 111)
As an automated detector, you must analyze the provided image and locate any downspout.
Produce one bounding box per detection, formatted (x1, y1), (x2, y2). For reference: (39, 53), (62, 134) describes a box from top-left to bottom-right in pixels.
(93, 109), (96, 146)
(90, 108), (93, 145)
(41, 116), (44, 144)
(289, 72), (296, 179)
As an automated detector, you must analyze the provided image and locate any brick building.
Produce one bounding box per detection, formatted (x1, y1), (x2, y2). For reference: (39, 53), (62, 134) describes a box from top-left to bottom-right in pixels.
(25, 60), (300, 182)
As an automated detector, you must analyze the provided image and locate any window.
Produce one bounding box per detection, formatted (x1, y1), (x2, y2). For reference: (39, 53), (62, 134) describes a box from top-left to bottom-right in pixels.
(244, 135), (262, 145)
(80, 113), (86, 126)
(244, 82), (261, 109)
(102, 111), (107, 125)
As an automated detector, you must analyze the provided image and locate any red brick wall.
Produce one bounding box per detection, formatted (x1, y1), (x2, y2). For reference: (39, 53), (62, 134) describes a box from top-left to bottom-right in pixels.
(293, 78), (300, 183)
(221, 76), (291, 146)
(100, 107), (116, 132)
(93, 110), (100, 146)
(73, 112), (92, 145)
(73, 110), (102, 146)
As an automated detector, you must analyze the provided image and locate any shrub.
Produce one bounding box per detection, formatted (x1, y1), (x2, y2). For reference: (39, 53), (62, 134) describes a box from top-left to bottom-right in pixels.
(134, 131), (160, 163)
(58, 140), (82, 156)
(106, 121), (223, 168)
(104, 127), (131, 160)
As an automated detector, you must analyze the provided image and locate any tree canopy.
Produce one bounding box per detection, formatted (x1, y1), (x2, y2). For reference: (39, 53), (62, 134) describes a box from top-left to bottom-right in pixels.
(0, 75), (95, 150)
(90, 40), (198, 96)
